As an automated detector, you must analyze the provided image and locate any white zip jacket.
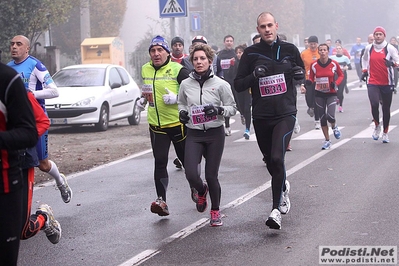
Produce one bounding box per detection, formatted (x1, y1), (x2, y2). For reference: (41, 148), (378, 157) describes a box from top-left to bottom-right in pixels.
(178, 70), (237, 130)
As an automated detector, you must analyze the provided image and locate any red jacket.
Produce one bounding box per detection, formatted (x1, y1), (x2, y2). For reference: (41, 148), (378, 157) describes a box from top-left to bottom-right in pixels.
(27, 91), (49, 137)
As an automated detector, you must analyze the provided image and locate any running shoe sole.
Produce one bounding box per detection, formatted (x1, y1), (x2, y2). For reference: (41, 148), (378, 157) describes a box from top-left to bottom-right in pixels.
(150, 203), (169, 216)
(266, 217), (281, 230)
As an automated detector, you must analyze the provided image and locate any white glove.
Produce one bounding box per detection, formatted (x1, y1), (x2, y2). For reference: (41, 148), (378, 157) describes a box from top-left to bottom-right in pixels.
(136, 97), (147, 111)
(162, 88), (177, 105)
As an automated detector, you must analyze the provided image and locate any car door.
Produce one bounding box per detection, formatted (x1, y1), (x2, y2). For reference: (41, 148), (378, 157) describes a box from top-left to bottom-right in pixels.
(108, 67), (131, 120)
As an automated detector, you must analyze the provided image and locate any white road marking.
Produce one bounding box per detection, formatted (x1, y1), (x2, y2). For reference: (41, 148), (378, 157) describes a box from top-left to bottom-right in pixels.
(122, 107), (399, 265)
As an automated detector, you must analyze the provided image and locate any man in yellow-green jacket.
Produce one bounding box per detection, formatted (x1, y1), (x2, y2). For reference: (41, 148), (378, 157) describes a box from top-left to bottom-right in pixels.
(139, 35), (191, 216)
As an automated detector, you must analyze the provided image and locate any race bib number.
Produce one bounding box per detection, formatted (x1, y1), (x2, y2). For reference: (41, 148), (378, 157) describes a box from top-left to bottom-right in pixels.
(315, 77), (330, 92)
(220, 59), (231, 70)
(191, 105), (217, 125)
(258, 74), (287, 97)
(142, 84), (154, 107)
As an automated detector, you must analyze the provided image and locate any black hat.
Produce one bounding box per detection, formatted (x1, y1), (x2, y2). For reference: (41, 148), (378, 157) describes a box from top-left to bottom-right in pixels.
(171, 36), (184, 46)
(335, 39), (342, 44)
(308, 36), (318, 43)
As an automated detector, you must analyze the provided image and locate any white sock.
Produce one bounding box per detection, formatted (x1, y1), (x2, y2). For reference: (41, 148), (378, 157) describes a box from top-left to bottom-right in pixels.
(48, 160), (63, 186)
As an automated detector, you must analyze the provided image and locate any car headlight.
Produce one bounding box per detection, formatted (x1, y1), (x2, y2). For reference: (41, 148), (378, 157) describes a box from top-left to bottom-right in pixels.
(72, 97), (95, 107)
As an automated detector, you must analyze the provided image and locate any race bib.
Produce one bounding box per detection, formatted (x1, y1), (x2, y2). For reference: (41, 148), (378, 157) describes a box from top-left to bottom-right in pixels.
(142, 84), (154, 107)
(191, 105), (217, 125)
(258, 74), (287, 97)
(220, 59), (231, 70)
(315, 77), (330, 92)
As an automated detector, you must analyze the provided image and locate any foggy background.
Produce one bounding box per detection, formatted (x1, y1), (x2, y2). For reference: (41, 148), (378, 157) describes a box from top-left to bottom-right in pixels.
(120, 0), (399, 52)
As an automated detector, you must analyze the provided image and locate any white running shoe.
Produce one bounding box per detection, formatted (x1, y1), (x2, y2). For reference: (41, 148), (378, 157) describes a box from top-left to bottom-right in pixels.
(266, 209), (282, 230)
(372, 124), (381, 140)
(224, 127), (231, 136)
(279, 180), (290, 214)
(315, 120), (321, 130)
(382, 133), (389, 143)
(294, 119), (300, 134)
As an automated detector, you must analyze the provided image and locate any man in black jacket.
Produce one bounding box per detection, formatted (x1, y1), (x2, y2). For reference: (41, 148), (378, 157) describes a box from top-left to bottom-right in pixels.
(234, 12), (304, 230)
(0, 62), (38, 265)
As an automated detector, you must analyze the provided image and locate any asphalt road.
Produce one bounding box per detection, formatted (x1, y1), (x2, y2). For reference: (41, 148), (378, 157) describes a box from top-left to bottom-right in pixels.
(18, 70), (399, 266)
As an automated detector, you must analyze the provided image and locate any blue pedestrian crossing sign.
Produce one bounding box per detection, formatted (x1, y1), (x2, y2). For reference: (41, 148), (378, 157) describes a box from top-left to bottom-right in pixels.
(159, 0), (187, 18)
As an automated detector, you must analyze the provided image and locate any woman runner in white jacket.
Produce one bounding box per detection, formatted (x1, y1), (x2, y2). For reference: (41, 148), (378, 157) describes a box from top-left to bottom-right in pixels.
(178, 43), (237, 226)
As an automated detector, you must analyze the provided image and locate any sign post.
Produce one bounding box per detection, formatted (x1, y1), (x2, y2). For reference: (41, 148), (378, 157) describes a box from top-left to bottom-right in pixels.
(159, 0), (187, 18)
(191, 13), (201, 32)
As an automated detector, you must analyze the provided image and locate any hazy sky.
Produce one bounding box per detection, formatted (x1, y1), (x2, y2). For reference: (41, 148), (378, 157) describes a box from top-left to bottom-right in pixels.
(120, 1), (162, 52)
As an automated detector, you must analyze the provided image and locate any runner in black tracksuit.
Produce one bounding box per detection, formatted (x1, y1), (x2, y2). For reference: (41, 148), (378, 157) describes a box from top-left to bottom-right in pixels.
(0, 63), (37, 265)
(234, 12), (304, 230)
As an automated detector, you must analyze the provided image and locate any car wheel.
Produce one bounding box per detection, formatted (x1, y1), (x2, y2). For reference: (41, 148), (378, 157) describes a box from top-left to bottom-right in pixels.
(128, 100), (141, 125)
(95, 104), (109, 131)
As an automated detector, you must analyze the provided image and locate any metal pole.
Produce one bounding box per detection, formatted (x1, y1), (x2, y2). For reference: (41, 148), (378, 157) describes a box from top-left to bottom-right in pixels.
(170, 17), (176, 38)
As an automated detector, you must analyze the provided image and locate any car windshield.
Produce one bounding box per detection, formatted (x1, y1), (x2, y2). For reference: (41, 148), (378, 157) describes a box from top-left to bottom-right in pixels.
(53, 68), (106, 87)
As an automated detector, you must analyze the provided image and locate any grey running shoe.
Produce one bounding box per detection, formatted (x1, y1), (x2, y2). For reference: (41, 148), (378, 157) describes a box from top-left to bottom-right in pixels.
(36, 204), (61, 244)
(307, 107), (314, 117)
(240, 115), (245, 125)
(279, 180), (290, 214)
(150, 197), (169, 216)
(196, 183), (208, 213)
(224, 127), (231, 136)
(58, 174), (72, 203)
(266, 209), (282, 230)
(210, 210), (223, 227)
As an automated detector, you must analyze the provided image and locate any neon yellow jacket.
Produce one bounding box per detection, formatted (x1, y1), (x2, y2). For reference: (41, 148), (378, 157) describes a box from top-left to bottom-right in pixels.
(141, 60), (183, 127)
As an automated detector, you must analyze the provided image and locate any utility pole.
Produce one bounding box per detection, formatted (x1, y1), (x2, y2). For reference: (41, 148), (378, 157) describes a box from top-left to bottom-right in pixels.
(80, 0), (91, 41)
